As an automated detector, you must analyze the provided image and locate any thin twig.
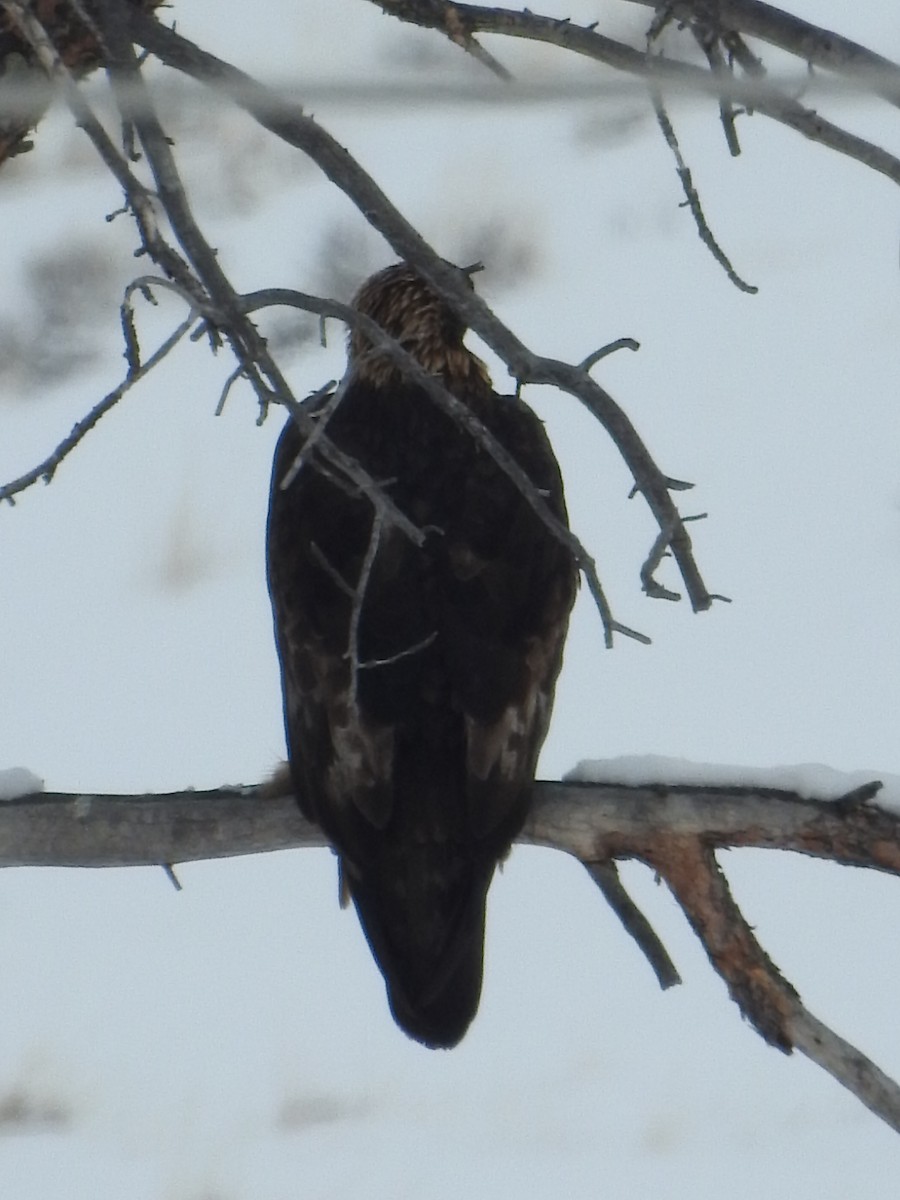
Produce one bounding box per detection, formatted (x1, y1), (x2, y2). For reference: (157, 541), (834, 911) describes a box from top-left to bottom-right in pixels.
(242, 287), (648, 648)
(126, 12), (719, 617)
(161, 863), (182, 891)
(308, 541), (355, 598)
(119, 292), (141, 374)
(690, 25), (742, 157)
(357, 631), (438, 671)
(354, 2), (900, 185)
(277, 354), (391, 494)
(439, 1), (512, 80)
(723, 30), (766, 85)
(651, 90), (758, 293)
(346, 508), (385, 706)
(579, 338), (640, 372)
(0, 313), (196, 505)
(215, 365), (245, 416)
(640, 519), (681, 601)
(277, 380), (341, 489)
(584, 860), (682, 989)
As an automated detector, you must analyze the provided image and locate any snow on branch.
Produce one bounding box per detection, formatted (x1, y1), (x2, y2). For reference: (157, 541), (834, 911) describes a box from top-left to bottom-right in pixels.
(2, 763), (899, 1130)
(1, 0), (898, 1135)
(3, 760), (896, 869)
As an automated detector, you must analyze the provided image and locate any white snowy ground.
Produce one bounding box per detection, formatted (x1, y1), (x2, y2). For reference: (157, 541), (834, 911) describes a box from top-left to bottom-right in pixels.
(2, 1), (900, 1196)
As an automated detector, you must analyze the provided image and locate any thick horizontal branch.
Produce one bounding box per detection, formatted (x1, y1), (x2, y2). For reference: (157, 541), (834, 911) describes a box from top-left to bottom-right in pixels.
(529, 778), (900, 873)
(3, 773), (898, 1129)
(1, 776), (895, 872)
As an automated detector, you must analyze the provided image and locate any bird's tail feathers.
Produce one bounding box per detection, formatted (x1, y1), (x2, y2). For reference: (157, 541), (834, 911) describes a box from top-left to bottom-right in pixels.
(347, 859), (495, 1050)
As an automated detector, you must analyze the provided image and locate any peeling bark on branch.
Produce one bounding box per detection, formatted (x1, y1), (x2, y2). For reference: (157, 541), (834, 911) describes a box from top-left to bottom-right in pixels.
(647, 836), (799, 1050)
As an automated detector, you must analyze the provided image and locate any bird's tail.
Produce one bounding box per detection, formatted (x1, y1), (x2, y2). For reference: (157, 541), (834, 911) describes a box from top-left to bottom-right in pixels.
(346, 856), (496, 1050)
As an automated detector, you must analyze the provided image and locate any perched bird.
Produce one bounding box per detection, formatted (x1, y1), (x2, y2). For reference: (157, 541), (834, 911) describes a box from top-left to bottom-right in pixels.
(266, 263), (577, 1047)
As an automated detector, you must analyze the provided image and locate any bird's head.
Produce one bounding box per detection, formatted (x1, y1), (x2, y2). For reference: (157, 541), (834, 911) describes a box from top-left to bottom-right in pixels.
(348, 262), (490, 390)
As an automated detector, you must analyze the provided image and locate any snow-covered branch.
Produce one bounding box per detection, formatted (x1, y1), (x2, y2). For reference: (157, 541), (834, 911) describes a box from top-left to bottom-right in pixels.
(5, 762), (895, 870)
(2, 761), (899, 1129)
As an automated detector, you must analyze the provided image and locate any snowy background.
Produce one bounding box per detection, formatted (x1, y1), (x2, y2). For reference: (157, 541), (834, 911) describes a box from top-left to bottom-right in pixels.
(2, 0), (900, 1195)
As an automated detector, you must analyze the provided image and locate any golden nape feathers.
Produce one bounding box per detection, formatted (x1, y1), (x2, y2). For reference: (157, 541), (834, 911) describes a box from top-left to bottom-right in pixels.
(348, 262), (490, 391)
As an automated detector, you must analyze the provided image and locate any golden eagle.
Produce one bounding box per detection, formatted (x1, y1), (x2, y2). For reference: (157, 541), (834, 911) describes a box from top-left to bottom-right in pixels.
(266, 264), (576, 1047)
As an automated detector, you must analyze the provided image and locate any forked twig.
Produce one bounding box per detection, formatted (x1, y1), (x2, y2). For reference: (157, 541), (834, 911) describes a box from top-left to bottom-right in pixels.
(0, 312), (196, 505)
(242, 287), (650, 648)
(126, 12), (719, 617)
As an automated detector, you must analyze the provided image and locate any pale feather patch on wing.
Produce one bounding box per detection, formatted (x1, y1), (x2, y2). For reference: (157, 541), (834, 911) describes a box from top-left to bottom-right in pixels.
(329, 719), (394, 829)
(464, 694), (550, 838)
(464, 629), (563, 837)
(288, 635), (395, 830)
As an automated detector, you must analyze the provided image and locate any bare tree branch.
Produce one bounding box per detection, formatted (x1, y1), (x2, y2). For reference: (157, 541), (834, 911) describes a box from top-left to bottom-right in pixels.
(4, 776), (893, 871)
(788, 1011), (900, 1134)
(643, 835), (900, 1133)
(0, 4), (715, 633)
(686, 20), (743, 157)
(2, 772), (898, 1129)
(650, 91), (759, 294)
(364, 2), (900, 186)
(1, 0), (200, 300)
(624, 0), (900, 109)
(0, 311), (196, 505)
(241, 287), (648, 647)
(439, 0), (512, 80)
(0, 0), (165, 162)
(125, 10), (719, 616)
(1, 0), (897, 1149)
(2, 7), (432, 550)
(583, 859), (682, 989)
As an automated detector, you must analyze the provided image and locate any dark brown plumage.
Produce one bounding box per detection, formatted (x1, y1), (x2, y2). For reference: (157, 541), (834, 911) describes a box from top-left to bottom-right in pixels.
(266, 263), (576, 1047)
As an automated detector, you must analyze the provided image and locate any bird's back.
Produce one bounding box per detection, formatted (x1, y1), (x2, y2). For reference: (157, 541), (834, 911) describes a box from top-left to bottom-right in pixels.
(266, 270), (576, 1047)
